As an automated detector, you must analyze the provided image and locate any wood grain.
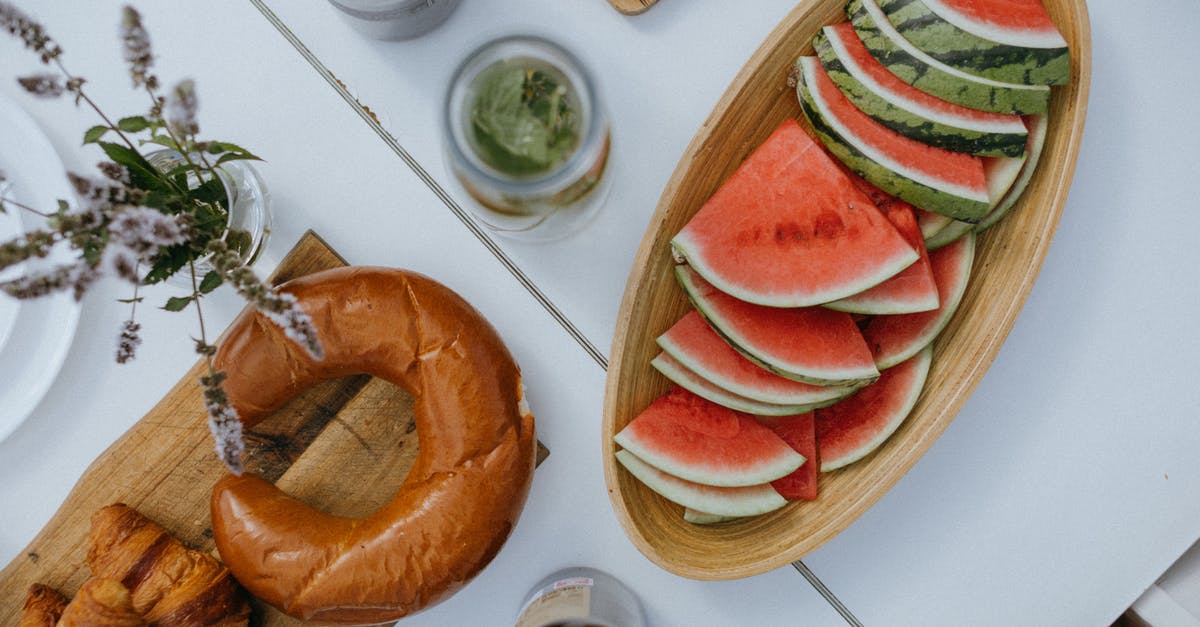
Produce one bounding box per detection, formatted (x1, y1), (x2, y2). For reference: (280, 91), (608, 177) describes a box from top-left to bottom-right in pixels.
(602, 0), (1091, 580)
(606, 0), (658, 16)
(0, 231), (549, 624)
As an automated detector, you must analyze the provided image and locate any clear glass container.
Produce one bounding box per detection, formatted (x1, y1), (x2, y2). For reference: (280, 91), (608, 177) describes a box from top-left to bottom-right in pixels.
(514, 567), (646, 627)
(443, 35), (612, 242)
(328, 0), (460, 41)
(144, 150), (270, 288)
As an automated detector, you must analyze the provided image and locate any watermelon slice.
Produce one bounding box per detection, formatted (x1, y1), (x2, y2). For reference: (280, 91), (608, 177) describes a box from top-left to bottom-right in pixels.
(824, 201), (938, 315)
(613, 386), (805, 487)
(676, 265), (880, 387)
(975, 113), (1050, 232)
(670, 119), (919, 308)
(759, 412), (820, 500)
(616, 450), (789, 518)
(877, 0), (1070, 85)
(682, 508), (740, 525)
(925, 152), (1026, 250)
(814, 22), (1028, 157)
(651, 352), (826, 416)
(794, 55), (991, 222)
(864, 233), (975, 369)
(817, 345), (933, 471)
(657, 310), (858, 407)
(847, 0), (1051, 114)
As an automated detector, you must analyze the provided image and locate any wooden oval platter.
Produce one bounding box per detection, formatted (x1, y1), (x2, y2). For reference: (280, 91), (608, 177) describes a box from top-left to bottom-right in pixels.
(602, 0), (1091, 580)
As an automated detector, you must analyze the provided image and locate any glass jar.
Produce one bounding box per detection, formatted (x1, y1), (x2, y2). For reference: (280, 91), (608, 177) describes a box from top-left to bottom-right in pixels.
(514, 567), (646, 627)
(328, 0), (461, 41)
(144, 150), (270, 288)
(443, 35), (612, 242)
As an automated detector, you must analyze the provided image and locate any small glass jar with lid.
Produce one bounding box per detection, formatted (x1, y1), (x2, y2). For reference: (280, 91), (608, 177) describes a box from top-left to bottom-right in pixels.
(443, 35), (612, 242)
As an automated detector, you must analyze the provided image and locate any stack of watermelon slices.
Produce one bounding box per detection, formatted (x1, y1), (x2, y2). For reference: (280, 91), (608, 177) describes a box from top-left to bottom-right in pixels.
(614, 121), (974, 522)
(614, 1), (1068, 524)
(795, 0), (1067, 247)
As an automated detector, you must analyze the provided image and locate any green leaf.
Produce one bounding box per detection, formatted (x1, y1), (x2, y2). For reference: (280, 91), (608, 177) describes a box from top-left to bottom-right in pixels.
(116, 296), (145, 304)
(162, 295), (193, 312)
(205, 141), (261, 161)
(98, 142), (170, 192)
(143, 243), (194, 284)
(117, 116), (151, 132)
(142, 135), (181, 152)
(214, 152), (259, 166)
(56, 199), (70, 213)
(190, 177), (226, 206)
(82, 125), (109, 144)
(199, 270), (222, 294)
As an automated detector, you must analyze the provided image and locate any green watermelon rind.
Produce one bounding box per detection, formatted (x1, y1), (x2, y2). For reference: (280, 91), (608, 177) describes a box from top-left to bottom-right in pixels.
(795, 56), (990, 222)
(917, 209), (954, 240)
(877, 0), (1070, 86)
(923, 218), (973, 250)
(820, 345), (933, 471)
(615, 450), (790, 517)
(847, 0), (1051, 115)
(975, 113), (1050, 232)
(924, 151), (1025, 249)
(657, 333), (859, 406)
(676, 265), (882, 387)
(815, 27), (1028, 157)
(872, 232), (975, 369)
(651, 353), (834, 417)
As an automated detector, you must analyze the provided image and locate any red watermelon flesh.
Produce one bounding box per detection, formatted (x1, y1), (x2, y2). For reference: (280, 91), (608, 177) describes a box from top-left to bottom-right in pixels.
(613, 386), (805, 487)
(658, 310), (858, 407)
(676, 265), (880, 387)
(817, 346), (933, 471)
(863, 233), (976, 369)
(825, 194), (939, 315)
(651, 352), (822, 416)
(759, 413), (819, 500)
(671, 118), (918, 308)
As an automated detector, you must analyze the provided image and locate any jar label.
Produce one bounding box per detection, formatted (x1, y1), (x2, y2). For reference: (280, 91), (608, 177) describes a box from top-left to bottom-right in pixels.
(515, 577), (594, 627)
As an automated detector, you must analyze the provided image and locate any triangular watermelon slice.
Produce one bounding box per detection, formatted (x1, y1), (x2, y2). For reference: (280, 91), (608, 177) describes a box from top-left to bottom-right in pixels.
(657, 310), (859, 407)
(824, 201), (938, 315)
(613, 386), (805, 487)
(759, 412), (820, 500)
(616, 450), (789, 518)
(864, 233), (976, 369)
(676, 265), (880, 387)
(671, 118), (918, 308)
(817, 346), (933, 471)
(651, 352), (823, 416)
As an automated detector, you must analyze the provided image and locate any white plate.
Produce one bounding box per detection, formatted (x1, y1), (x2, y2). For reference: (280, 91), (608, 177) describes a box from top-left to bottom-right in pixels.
(0, 93), (82, 443)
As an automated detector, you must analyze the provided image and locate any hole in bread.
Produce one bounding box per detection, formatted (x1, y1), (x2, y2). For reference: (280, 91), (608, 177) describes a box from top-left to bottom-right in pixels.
(241, 375), (420, 519)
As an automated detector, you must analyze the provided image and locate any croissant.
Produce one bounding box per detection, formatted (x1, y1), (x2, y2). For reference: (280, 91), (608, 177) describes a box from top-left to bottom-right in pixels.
(56, 578), (146, 626)
(86, 504), (251, 626)
(19, 583), (68, 627)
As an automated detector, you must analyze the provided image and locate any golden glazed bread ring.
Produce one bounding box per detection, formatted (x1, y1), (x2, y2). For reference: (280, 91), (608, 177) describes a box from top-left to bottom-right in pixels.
(209, 267), (535, 624)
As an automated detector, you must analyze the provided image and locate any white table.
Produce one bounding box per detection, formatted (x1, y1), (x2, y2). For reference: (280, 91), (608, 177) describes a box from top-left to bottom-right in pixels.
(2, 1), (1198, 625)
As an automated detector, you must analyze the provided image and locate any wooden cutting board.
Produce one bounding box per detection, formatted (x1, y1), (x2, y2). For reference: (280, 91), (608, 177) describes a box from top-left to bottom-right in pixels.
(0, 231), (549, 624)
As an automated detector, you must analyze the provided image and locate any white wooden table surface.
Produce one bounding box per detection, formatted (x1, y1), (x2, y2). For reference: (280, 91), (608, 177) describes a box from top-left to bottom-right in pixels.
(1, 1), (1198, 625)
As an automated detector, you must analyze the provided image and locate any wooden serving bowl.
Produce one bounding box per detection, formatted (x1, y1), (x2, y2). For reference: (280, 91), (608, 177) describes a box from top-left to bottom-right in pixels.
(602, 0), (1091, 580)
